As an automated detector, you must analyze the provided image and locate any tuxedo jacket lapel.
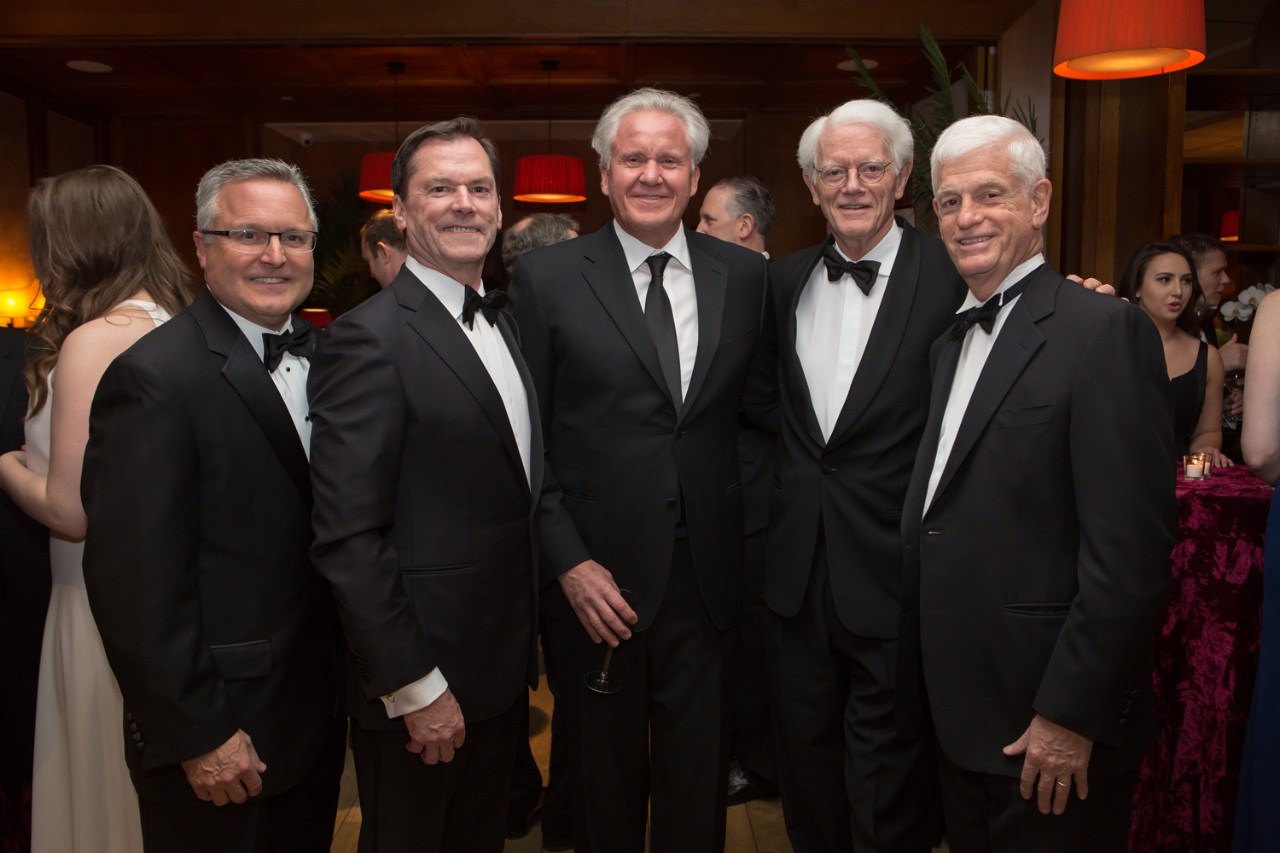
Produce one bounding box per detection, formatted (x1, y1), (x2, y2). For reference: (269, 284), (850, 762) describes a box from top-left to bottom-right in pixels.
(681, 230), (727, 422)
(497, 312), (544, 502)
(928, 266), (1055, 508)
(579, 228), (674, 407)
(907, 335), (962, 523)
(828, 222), (921, 448)
(190, 289), (311, 500)
(394, 276), (528, 488)
(780, 242), (827, 450)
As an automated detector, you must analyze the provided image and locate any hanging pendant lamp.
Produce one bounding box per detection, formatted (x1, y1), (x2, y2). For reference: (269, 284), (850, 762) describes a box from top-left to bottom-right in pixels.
(1053, 0), (1205, 80)
(513, 60), (587, 203)
(358, 61), (405, 203)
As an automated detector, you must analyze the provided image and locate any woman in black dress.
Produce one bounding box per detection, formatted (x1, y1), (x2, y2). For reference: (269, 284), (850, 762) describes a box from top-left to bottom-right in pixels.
(1117, 241), (1230, 467)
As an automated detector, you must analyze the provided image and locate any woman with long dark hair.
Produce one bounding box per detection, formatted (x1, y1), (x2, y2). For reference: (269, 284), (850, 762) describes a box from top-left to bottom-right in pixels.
(0, 165), (191, 852)
(1117, 241), (1229, 467)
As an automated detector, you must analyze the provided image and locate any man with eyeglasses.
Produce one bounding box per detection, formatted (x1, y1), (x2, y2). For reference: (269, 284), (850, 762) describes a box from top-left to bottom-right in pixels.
(82, 159), (344, 852)
(742, 99), (967, 852)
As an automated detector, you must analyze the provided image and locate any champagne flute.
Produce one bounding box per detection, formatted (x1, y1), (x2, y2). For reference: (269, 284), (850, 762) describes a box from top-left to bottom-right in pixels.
(1224, 368), (1245, 427)
(583, 587), (632, 695)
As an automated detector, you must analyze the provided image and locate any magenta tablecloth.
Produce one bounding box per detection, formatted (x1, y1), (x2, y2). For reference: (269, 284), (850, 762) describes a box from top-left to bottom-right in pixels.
(1130, 465), (1273, 852)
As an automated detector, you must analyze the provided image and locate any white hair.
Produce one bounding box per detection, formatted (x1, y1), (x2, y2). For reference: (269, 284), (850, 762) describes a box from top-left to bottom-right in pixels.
(796, 99), (913, 182)
(930, 115), (1046, 194)
(591, 87), (711, 168)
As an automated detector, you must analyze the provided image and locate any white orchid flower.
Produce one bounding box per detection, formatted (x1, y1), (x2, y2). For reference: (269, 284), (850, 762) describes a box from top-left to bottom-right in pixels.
(1220, 300), (1251, 322)
(1237, 285), (1267, 308)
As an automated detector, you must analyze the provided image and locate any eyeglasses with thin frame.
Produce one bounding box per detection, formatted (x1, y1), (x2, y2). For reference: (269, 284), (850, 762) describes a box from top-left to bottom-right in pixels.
(200, 229), (318, 253)
(817, 161), (892, 187)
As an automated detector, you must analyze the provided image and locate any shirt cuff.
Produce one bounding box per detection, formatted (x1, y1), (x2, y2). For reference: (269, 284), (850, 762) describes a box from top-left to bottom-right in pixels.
(380, 668), (447, 718)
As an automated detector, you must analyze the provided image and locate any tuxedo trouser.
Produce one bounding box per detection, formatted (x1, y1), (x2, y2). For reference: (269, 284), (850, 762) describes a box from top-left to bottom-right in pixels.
(728, 525), (778, 790)
(508, 620), (571, 837)
(937, 749), (1135, 853)
(138, 714), (346, 853)
(542, 533), (731, 853)
(768, 540), (938, 853)
(508, 698), (542, 814)
(351, 699), (520, 853)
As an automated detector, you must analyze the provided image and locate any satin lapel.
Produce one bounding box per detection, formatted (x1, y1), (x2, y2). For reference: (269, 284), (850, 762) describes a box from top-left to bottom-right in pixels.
(190, 290), (311, 500)
(579, 228), (672, 405)
(497, 312), (543, 501)
(909, 336), (962, 522)
(929, 269), (1056, 507)
(828, 221), (920, 447)
(398, 280), (524, 483)
(680, 232), (727, 423)
(780, 242), (828, 450)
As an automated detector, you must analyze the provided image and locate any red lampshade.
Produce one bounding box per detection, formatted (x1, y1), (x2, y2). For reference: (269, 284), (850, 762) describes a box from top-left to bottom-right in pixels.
(512, 154), (587, 203)
(297, 308), (333, 327)
(1221, 209), (1241, 243)
(358, 152), (395, 204)
(1053, 0), (1205, 80)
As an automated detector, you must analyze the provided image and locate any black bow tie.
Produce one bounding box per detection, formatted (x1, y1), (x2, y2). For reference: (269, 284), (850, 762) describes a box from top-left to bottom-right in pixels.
(822, 245), (880, 295)
(462, 287), (508, 329)
(949, 278), (1030, 341)
(262, 321), (317, 372)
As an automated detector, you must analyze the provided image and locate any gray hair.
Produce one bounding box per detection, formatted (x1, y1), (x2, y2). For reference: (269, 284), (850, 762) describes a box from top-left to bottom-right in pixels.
(195, 158), (317, 232)
(502, 212), (579, 278)
(712, 176), (776, 236)
(931, 115), (1046, 194)
(797, 99), (914, 183)
(591, 87), (711, 169)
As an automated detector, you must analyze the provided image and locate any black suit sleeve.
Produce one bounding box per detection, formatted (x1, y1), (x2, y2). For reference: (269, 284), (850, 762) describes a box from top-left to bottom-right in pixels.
(1033, 302), (1175, 739)
(308, 309), (437, 698)
(508, 253), (591, 584)
(82, 357), (238, 769)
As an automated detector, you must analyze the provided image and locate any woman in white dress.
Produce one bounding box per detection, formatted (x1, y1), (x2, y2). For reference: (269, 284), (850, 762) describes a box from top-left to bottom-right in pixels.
(0, 165), (191, 853)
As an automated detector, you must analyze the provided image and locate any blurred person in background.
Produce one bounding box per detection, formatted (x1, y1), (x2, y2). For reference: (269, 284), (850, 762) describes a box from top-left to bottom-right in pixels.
(1117, 241), (1229, 467)
(0, 164), (191, 853)
(1232, 287), (1280, 852)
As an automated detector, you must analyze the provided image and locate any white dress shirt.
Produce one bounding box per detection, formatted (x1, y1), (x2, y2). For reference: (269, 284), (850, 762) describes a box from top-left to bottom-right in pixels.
(796, 224), (902, 442)
(922, 255), (1045, 513)
(220, 299), (312, 457)
(614, 222), (699, 402)
(381, 257), (534, 719)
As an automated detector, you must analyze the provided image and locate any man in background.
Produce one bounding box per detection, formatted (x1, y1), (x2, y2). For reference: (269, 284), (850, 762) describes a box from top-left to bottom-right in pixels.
(361, 208), (409, 289)
(0, 327), (49, 852)
(697, 175), (774, 256)
(502, 212), (579, 279)
(696, 174), (779, 807)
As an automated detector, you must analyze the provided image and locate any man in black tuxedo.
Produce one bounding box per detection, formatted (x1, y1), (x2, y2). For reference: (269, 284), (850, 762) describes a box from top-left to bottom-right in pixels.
(898, 115), (1175, 851)
(0, 328), (49, 851)
(82, 159), (343, 852)
(696, 175), (780, 806)
(745, 99), (965, 852)
(509, 87), (768, 852)
(308, 117), (541, 853)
